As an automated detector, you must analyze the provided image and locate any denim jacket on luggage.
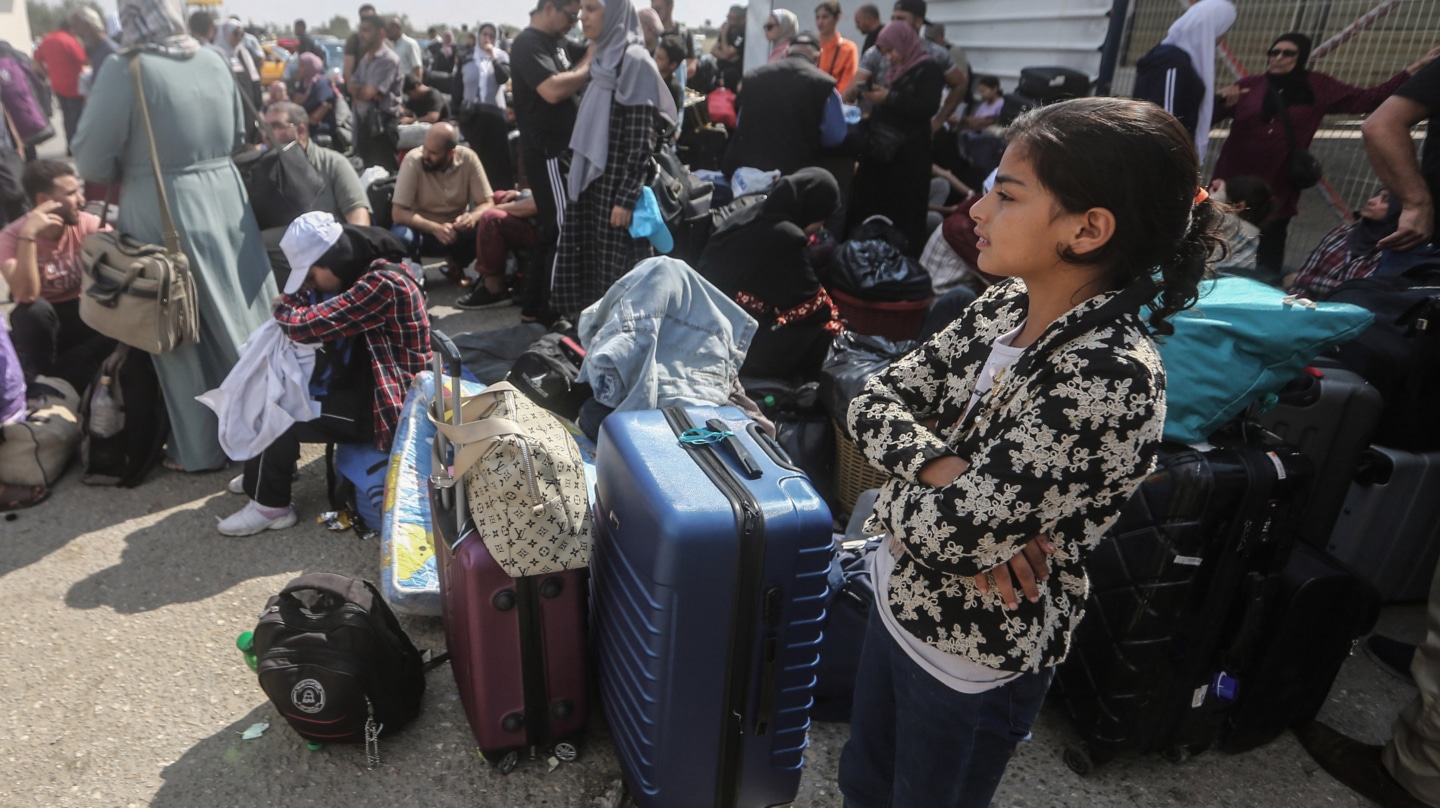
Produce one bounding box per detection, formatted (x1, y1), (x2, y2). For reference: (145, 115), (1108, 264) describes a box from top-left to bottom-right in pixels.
(847, 277), (1166, 673)
(577, 257), (758, 412)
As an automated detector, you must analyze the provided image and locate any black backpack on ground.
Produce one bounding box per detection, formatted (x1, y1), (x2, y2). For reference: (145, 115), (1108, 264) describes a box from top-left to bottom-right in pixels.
(506, 331), (591, 421)
(252, 574), (427, 752)
(80, 345), (168, 487)
(1326, 262), (1440, 451)
(233, 141), (327, 231)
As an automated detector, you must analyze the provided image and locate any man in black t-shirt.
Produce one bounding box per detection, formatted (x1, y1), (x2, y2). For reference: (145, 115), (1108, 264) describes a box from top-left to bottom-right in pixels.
(712, 5), (746, 90)
(1362, 59), (1440, 261)
(400, 76), (450, 124)
(510, 0), (591, 324)
(295, 19), (325, 60)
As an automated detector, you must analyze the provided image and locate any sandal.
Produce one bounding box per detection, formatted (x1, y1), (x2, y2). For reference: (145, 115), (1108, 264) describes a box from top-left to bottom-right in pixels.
(0, 482), (49, 512)
(440, 262), (473, 288)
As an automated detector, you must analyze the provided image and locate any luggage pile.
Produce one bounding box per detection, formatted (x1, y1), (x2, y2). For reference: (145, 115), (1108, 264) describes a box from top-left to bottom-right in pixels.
(227, 250), (1440, 798)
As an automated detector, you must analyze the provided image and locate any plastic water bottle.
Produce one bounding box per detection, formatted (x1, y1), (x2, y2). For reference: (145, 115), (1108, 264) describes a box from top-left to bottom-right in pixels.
(236, 632), (258, 672)
(88, 376), (124, 438)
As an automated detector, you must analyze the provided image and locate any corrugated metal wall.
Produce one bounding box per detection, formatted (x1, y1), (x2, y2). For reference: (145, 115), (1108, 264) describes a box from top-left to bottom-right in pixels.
(923, 0), (1112, 86)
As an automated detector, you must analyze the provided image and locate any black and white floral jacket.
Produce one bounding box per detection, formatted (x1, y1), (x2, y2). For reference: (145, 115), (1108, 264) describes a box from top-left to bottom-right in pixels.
(847, 277), (1166, 673)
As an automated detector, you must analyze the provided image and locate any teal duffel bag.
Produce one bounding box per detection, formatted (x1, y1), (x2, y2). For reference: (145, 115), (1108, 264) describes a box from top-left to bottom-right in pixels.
(1151, 276), (1373, 444)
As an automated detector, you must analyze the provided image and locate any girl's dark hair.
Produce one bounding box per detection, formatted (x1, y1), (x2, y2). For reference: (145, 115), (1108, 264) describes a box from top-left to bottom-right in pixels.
(1224, 175), (1274, 227)
(977, 74), (1001, 93)
(1004, 97), (1221, 336)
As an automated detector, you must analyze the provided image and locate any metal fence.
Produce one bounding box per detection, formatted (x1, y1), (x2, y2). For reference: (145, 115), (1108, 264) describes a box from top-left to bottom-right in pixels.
(1110, 0), (1440, 269)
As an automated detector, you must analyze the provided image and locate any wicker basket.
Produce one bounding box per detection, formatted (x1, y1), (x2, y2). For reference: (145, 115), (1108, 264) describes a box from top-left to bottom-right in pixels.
(830, 287), (933, 343)
(831, 419), (890, 519)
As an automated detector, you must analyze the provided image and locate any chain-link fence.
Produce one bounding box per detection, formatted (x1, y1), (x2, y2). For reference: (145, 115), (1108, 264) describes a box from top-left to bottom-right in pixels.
(1111, 0), (1440, 269)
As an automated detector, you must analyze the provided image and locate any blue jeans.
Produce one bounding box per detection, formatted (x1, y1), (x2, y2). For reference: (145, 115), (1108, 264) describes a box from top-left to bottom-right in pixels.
(839, 607), (1054, 808)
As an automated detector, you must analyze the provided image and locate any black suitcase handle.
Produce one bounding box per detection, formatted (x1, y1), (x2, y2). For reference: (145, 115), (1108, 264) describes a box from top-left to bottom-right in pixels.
(705, 418), (763, 479)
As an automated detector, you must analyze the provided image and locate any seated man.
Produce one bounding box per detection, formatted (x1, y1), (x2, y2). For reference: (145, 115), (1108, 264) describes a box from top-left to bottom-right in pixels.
(456, 189), (540, 309)
(391, 122), (494, 285)
(399, 75), (450, 125)
(219, 211), (430, 536)
(260, 102), (373, 287)
(1287, 187), (1398, 299)
(0, 160), (114, 393)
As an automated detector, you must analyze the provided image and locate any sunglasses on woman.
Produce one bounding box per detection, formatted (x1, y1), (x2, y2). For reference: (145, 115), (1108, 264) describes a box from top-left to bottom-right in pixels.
(1268, 47), (1299, 57)
(764, 22), (776, 29)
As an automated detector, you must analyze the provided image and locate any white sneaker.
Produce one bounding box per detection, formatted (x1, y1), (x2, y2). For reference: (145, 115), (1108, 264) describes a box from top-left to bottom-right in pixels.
(217, 500), (298, 536)
(227, 474), (245, 495)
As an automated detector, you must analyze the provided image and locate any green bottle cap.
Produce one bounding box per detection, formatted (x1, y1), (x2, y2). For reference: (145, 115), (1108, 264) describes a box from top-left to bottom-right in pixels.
(236, 632), (254, 652)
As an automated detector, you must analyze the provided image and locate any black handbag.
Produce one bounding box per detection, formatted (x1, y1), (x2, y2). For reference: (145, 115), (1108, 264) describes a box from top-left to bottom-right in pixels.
(647, 148), (713, 227)
(862, 119), (905, 162)
(233, 140), (327, 231)
(1269, 87), (1323, 190)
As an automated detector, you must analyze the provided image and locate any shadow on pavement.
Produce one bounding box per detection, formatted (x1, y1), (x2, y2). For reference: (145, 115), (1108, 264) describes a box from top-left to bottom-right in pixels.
(64, 461), (375, 614)
(0, 472), (170, 580)
(149, 690), (624, 808)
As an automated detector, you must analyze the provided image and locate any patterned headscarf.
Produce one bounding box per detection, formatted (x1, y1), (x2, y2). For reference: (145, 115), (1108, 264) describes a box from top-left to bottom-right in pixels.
(118, 0), (198, 58)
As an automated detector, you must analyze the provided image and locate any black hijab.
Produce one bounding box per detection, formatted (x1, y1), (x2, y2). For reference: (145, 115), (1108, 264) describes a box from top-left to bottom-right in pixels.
(1262, 33), (1316, 120)
(1346, 190), (1402, 258)
(699, 168), (841, 309)
(317, 224), (410, 289)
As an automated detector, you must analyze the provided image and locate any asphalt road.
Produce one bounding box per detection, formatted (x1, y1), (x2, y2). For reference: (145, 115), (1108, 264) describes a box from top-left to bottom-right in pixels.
(0, 126), (1421, 807)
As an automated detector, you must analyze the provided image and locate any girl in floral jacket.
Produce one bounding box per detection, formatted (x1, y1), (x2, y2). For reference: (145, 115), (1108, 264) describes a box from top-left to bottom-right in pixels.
(839, 97), (1224, 807)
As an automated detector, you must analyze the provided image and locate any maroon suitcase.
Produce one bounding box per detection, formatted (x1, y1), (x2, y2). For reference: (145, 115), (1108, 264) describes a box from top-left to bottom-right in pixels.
(428, 331), (590, 773)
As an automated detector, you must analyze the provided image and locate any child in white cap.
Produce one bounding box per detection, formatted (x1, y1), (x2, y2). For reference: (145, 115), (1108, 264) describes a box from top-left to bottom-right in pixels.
(218, 212), (430, 536)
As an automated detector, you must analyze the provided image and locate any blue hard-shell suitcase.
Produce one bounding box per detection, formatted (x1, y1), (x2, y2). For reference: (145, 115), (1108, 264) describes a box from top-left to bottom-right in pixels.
(591, 406), (832, 808)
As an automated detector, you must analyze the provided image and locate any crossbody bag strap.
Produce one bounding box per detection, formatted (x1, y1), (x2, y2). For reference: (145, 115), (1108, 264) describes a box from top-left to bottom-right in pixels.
(1267, 85), (1301, 157)
(126, 52), (181, 258)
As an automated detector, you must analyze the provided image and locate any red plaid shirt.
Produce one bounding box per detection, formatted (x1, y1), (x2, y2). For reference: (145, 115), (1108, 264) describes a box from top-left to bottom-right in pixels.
(273, 264), (430, 451)
(1289, 222), (1382, 300)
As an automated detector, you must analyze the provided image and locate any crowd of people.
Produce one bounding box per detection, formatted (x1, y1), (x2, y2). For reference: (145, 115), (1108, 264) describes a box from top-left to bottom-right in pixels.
(5, 0), (1440, 804)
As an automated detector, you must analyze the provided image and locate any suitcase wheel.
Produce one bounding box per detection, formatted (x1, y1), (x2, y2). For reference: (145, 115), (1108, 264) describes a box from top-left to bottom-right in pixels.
(498, 749), (520, 775)
(1063, 746), (1094, 777)
(553, 741), (579, 762)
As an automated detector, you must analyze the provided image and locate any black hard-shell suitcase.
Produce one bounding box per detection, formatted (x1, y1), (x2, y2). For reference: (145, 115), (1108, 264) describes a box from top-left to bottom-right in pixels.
(1250, 365), (1382, 548)
(1220, 543), (1380, 752)
(1052, 438), (1311, 774)
(1327, 445), (1440, 602)
(1017, 66), (1091, 104)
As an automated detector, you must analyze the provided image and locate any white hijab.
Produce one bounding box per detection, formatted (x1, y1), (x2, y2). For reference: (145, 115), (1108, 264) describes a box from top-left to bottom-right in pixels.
(1161, 0), (1236, 162)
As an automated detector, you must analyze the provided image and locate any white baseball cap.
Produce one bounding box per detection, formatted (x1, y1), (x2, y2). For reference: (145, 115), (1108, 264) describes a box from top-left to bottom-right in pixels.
(279, 211), (345, 294)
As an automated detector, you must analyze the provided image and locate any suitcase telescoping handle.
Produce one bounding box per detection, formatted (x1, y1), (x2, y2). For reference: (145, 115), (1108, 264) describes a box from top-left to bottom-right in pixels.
(431, 331), (463, 386)
(430, 330), (463, 525)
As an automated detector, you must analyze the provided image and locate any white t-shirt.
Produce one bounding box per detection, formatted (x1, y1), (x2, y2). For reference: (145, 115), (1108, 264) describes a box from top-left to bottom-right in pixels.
(873, 322), (1027, 693)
